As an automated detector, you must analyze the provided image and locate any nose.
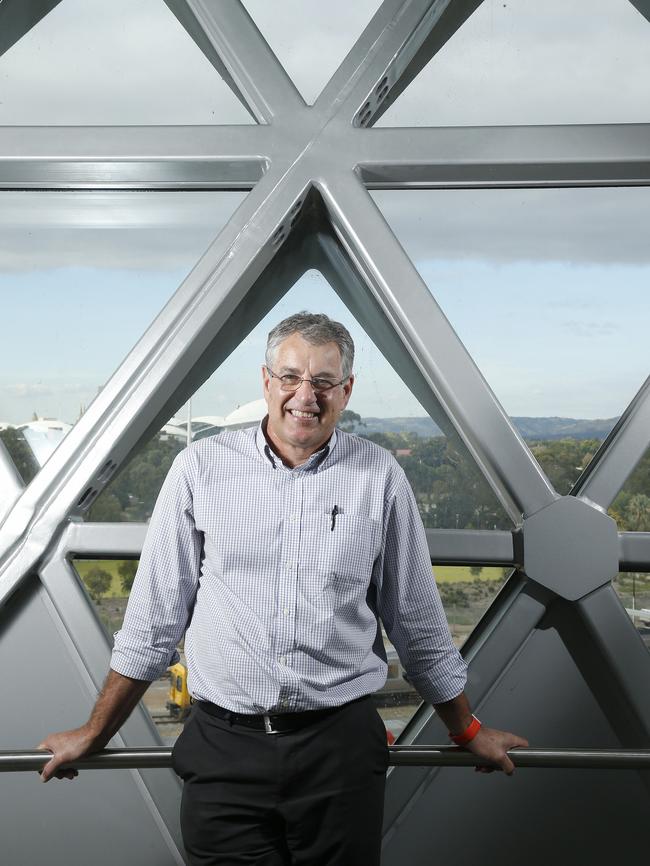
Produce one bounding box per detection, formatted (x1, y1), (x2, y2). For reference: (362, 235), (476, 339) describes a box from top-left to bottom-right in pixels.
(294, 378), (318, 401)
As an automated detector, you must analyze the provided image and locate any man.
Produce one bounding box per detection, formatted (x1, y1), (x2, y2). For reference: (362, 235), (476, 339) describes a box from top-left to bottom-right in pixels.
(40, 312), (527, 865)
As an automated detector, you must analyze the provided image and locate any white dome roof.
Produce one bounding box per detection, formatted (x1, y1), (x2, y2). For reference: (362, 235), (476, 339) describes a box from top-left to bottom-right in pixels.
(222, 399), (267, 428)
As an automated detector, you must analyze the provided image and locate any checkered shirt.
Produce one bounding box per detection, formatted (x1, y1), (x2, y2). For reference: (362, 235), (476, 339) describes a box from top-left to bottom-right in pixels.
(110, 423), (467, 712)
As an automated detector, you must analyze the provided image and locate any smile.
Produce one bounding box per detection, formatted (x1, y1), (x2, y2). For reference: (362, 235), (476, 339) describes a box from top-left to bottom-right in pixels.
(288, 409), (319, 419)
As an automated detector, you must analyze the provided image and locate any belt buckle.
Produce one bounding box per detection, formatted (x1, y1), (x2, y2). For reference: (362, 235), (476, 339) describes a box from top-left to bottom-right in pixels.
(263, 714), (279, 735)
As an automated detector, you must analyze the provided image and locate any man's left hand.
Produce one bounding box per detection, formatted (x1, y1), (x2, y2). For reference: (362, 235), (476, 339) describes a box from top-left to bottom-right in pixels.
(465, 726), (528, 775)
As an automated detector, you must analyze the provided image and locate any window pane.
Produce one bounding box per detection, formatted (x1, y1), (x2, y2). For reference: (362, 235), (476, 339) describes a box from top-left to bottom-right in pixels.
(242, 0), (381, 104)
(0, 191), (247, 479)
(73, 557), (185, 744)
(0, 0), (253, 125)
(90, 269), (511, 529)
(82, 271), (515, 742)
(378, 0), (650, 127)
(377, 564), (511, 740)
(370, 187), (650, 490)
(609, 444), (650, 531)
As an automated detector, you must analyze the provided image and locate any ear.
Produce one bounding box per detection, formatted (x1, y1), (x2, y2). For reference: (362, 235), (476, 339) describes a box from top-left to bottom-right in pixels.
(340, 374), (354, 409)
(262, 366), (271, 400)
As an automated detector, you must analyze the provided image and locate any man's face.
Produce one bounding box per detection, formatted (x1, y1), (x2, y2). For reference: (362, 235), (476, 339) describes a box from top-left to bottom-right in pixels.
(262, 333), (353, 463)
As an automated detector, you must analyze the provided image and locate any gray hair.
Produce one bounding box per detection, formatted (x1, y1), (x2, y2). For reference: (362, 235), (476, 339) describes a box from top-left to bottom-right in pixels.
(265, 312), (355, 379)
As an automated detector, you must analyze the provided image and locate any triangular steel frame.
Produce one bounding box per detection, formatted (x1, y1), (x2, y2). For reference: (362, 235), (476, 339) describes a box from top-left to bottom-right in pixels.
(1, 2), (650, 864)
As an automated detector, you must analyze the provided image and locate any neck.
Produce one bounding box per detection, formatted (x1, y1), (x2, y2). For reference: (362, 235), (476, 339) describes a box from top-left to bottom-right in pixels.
(263, 418), (328, 468)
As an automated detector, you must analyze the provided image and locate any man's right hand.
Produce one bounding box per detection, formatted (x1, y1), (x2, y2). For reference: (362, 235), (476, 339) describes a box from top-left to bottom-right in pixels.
(37, 725), (104, 782)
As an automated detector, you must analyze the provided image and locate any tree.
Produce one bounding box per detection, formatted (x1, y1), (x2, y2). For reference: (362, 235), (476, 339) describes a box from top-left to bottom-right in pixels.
(84, 567), (112, 603)
(624, 493), (650, 532)
(88, 492), (123, 522)
(118, 560), (139, 594)
(0, 427), (39, 484)
(339, 410), (363, 432)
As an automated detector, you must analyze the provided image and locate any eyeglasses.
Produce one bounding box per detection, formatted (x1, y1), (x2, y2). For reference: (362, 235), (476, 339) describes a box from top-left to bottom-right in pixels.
(266, 367), (348, 394)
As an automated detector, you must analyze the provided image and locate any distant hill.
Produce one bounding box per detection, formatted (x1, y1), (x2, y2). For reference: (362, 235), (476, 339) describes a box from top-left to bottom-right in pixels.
(352, 416), (617, 441)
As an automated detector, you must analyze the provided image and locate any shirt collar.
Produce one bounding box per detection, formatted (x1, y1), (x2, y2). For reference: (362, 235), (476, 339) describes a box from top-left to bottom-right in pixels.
(255, 417), (337, 471)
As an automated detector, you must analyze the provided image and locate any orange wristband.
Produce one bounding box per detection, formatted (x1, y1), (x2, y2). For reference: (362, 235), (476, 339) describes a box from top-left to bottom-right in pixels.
(449, 714), (481, 746)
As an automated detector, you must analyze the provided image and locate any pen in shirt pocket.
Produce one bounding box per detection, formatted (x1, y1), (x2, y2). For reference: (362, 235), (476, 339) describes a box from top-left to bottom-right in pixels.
(330, 505), (342, 531)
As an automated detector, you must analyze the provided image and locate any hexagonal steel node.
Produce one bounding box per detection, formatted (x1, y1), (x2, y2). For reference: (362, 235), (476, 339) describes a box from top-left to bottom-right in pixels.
(522, 496), (619, 601)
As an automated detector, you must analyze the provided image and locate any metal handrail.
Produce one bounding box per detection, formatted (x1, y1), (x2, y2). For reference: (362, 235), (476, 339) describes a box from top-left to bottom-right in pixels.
(2, 747), (650, 773)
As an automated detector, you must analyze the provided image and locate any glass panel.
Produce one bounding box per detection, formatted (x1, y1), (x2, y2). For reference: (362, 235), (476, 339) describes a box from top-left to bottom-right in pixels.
(0, 191), (247, 477)
(609, 443), (650, 531)
(73, 557), (185, 744)
(377, 564), (511, 739)
(378, 0), (650, 127)
(242, 0), (381, 104)
(370, 187), (650, 490)
(85, 271), (513, 742)
(612, 572), (650, 655)
(0, 0), (252, 125)
(91, 268), (510, 529)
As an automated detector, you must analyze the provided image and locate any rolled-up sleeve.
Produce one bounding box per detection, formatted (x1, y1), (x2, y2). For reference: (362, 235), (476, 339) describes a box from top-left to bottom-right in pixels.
(375, 474), (467, 705)
(110, 448), (202, 681)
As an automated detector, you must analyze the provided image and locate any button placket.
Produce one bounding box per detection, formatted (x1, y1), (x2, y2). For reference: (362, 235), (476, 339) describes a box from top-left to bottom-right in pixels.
(276, 472), (301, 666)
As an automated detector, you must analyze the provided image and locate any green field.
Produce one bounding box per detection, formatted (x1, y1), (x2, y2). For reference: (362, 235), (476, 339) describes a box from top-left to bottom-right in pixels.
(434, 565), (509, 584)
(74, 559), (130, 598)
(74, 558), (510, 600)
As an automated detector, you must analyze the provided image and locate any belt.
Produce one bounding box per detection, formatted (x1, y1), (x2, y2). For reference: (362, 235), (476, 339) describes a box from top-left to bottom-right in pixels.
(195, 698), (365, 734)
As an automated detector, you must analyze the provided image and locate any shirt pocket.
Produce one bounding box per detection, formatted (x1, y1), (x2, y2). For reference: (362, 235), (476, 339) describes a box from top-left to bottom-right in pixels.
(301, 512), (379, 584)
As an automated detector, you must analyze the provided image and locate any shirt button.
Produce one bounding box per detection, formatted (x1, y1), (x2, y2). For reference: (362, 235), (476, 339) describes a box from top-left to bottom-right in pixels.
(289, 514), (299, 523)
(279, 656), (287, 665)
(281, 699), (289, 707)
(283, 607), (291, 616)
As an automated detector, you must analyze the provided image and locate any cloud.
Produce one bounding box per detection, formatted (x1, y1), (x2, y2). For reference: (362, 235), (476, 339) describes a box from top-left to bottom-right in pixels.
(4, 382), (53, 398)
(371, 187), (650, 266)
(561, 320), (620, 338)
(0, 192), (247, 272)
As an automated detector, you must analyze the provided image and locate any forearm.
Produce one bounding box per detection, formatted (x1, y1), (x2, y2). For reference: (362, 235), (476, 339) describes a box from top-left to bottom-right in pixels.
(84, 668), (151, 748)
(432, 691), (474, 736)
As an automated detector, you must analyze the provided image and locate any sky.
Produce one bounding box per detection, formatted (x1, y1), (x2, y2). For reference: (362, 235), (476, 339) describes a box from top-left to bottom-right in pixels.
(0, 0), (649, 428)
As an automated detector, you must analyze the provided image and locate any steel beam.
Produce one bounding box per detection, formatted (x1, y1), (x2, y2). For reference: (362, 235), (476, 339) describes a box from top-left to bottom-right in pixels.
(426, 529), (514, 566)
(571, 376), (650, 510)
(357, 124), (650, 188)
(576, 583), (650, 738)
(316, 0), (484, 127)
(0, 125), (271, 189)
(619, 532), (650, 573)
(0, 164), (312, 607)
(320, 173), (557, 521)
(164, 0), (305, 123)
(0, 0), (63, 59)
(61, 522), (147, 558)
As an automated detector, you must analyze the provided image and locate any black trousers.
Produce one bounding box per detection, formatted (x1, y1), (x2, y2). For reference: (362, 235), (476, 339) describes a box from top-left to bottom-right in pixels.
(171, 696), (389, 865)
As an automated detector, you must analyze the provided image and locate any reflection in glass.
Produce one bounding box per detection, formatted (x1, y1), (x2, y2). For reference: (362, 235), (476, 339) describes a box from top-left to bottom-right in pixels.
(377, 0), (650, 127)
